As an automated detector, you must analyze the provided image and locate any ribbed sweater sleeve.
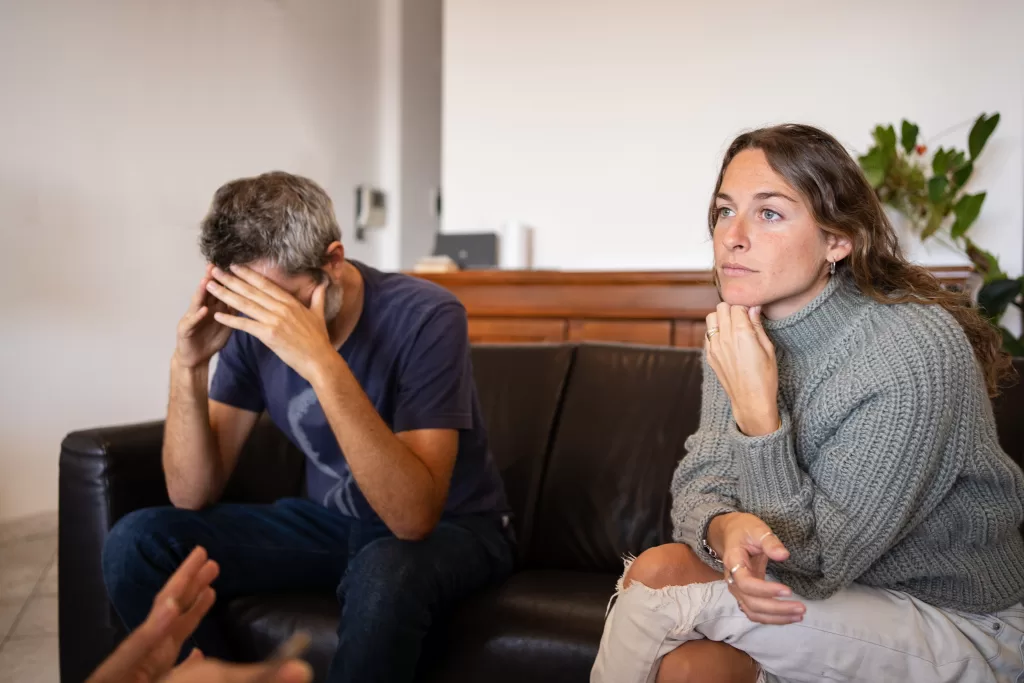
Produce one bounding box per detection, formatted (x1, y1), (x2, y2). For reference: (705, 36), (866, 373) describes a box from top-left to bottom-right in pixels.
(670, 355), (739, 566)
(733, 316), (969, 600)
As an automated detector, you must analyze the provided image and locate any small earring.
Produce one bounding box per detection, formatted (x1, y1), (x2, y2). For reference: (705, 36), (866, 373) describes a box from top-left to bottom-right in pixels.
(829, 259), (836, 276)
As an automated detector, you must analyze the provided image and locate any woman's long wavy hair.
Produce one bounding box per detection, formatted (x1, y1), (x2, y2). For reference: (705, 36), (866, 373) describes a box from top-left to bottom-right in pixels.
(709, 124), (1013, 396)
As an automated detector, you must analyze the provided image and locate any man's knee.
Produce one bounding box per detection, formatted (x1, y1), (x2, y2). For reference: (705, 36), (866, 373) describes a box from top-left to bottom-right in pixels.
(623, 543), (718, 590)
(339, 538), (436, 614)
(102, 506), (194, 599)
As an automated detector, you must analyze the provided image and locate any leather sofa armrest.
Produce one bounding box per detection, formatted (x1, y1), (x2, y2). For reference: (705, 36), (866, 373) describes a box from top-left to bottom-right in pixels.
(58, 415), (303, 683)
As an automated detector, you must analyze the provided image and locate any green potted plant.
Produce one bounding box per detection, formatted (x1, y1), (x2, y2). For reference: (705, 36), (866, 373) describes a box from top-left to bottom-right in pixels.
(857, 113), (1023, 356)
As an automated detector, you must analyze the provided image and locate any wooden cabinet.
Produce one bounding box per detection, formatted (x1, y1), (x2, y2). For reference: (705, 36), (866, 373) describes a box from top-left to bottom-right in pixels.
(568, 320), (672, 346)
(672, 320), (707, 348)
(413, 267), (972, 348)
(468, 318), (566, 344)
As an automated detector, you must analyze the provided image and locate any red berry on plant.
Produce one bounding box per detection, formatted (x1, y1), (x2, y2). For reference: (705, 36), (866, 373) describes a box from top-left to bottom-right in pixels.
(916, 145), (926, 155)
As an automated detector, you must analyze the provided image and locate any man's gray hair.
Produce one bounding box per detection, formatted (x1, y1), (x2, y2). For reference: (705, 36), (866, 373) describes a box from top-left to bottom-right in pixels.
(199, 171), (341, 277)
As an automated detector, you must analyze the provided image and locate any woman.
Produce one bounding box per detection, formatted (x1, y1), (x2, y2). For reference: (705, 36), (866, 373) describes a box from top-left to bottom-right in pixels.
(591, 124), (1024, 683)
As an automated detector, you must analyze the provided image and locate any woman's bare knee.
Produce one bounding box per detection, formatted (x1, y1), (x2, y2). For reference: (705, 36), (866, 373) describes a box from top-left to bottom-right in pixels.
(656, 641), (758, 683)
(623, 543), (719, 589)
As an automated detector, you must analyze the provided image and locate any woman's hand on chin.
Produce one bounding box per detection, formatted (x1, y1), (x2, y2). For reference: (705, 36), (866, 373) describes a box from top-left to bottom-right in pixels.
(704, 302), (780, 437)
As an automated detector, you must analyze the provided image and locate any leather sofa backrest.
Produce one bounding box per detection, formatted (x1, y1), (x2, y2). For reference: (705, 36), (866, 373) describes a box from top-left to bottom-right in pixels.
(470, 344), (575, 561)
(523, 344), (704, 573)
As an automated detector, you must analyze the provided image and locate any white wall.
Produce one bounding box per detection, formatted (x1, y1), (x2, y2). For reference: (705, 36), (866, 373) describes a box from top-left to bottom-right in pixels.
(443, 0), (1024, 280)
(377, 0), (443, 271)
(399, 0), (443, 270)
(0, 0), (382, 520)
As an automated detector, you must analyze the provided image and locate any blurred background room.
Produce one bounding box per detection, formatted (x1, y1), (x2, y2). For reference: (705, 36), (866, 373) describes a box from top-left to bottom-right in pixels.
(1, 1), (1022, 678)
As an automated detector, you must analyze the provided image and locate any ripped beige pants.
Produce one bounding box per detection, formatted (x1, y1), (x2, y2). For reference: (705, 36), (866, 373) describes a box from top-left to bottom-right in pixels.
(591, 571), (1024, 683)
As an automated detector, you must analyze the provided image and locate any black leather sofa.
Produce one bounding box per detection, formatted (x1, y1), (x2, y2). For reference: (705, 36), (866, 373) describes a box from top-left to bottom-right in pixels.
(58, 344), (1024, 683)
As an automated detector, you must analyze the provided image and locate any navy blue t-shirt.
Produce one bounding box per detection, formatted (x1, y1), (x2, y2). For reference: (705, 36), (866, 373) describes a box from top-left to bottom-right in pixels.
(209, 260), (509, 522)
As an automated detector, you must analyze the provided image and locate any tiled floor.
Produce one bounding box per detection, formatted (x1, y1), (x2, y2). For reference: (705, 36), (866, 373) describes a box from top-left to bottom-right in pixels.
(0, 510), (59, 683)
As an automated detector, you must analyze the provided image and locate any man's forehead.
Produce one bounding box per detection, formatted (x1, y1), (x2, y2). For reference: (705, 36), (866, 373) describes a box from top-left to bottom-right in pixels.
(249, 260), (311, 293)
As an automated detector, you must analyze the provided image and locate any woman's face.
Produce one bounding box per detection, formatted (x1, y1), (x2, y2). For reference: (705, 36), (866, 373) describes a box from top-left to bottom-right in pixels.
(713, 148), (849, 320)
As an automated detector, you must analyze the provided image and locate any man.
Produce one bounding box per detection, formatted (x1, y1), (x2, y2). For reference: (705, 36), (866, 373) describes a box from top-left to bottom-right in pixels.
(102, 171), (514, 683)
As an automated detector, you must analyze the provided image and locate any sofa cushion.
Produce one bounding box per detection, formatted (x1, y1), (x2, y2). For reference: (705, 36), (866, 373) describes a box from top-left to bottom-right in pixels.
(470, 344), (574, 559)
(526, 344), (704, 573)
(225, 570), (614, 683)
(423, 570), (613, 683)
(226, 593), (338, 678)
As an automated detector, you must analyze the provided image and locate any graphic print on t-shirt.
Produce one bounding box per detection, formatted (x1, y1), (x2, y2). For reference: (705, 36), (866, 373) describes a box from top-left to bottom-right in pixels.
(286, 386), (359, 517)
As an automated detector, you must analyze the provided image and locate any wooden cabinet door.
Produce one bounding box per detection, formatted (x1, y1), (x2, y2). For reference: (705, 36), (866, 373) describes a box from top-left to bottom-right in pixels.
(672, 320), (707, 348)
(467, 318), (567, 344)
(567, 319), (672, 346)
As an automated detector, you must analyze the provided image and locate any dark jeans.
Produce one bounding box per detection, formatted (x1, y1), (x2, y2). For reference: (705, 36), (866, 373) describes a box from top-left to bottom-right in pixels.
(101, 498), (515, 683)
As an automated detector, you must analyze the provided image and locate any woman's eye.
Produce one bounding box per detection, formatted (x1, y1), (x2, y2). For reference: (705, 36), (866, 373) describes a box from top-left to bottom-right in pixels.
(761, 209), (782, 222)
(717, 207), (734, 218)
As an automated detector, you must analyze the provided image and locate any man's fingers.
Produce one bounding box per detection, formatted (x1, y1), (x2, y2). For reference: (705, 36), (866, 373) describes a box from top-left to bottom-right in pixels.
(189, 276), (212, 313)
(213, 312), (263, 338)
(206, 281), (272, 323)
(211, 267), (288, 313)
(227, 264), (294, 305)
(179, 307), (209, 338)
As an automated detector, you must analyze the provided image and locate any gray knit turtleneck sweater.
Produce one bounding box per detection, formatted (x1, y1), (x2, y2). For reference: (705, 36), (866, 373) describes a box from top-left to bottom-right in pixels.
(671, 273), (1024, 613)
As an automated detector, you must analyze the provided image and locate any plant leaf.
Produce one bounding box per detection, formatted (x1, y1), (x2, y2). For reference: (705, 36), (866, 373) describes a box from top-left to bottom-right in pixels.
(921, 210), (944, 239)
(874, 125), (897, 155)
(928, 176), (948, 203)
(1000, 327), (1024, 358)
(948, 150), (967, 172)
(951, 192), (986, 238)
(978, 278), (1023, 319)
(982, 280), (1024, 325)
(969, 112), (1000, 160)
(858, 147), (889, 189)
(932, 148), (950, 175)
(964, 238), (1006, 282)
(952, 161), (974, 189)
(900, 120), (919, 154)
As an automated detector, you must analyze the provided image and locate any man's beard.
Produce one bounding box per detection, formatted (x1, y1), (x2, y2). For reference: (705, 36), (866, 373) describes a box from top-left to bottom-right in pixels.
(324, 281), (344, 322)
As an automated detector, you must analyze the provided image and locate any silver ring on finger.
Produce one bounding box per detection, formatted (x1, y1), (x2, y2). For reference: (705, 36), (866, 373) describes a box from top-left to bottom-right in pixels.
(759, 531), (775, 542)
(726, 562), (744, 585)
